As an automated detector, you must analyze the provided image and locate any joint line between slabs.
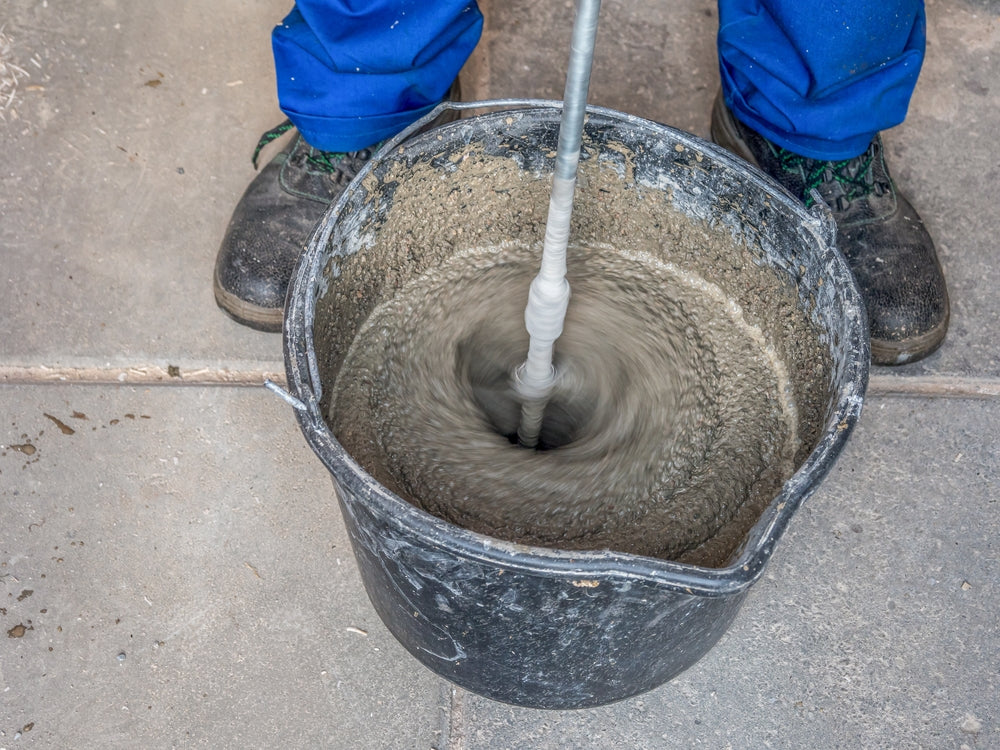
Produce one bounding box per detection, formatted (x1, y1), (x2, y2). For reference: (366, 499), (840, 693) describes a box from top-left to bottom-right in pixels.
(867, 374), (1000, 399)
(447, 687), (466, 750)
(3, 366), (997, 399)
(0, 365), (286, 388)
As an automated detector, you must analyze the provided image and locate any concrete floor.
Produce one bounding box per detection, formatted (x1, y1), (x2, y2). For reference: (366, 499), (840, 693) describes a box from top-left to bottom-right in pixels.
(2, 0), (997, 747)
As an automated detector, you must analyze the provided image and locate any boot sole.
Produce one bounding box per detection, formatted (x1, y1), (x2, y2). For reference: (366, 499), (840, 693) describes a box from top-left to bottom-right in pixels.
(869, 324), (947, 366)
(213, 265), (284, 333)
(709, 92), (948, 366)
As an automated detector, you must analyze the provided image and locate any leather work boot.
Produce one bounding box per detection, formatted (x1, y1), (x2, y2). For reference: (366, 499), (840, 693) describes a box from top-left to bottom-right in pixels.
(710, 93), (949, 365)
(214, 85), (461, 332)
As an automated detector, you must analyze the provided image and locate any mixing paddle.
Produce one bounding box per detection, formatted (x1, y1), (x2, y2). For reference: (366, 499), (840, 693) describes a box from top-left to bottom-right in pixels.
(514, 0), (602, 448)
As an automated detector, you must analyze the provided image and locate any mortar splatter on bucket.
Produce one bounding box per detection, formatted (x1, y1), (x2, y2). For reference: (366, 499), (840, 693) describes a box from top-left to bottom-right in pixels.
(280, 100), (869, 709)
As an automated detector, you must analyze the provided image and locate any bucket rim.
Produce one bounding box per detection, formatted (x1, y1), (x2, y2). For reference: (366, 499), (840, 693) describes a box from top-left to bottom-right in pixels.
(282, 100), (870, 598)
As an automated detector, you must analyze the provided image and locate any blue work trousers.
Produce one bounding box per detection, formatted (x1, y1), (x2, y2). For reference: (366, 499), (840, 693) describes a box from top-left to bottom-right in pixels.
(272, 0), (483, 152)
(273, 0), (925, 160)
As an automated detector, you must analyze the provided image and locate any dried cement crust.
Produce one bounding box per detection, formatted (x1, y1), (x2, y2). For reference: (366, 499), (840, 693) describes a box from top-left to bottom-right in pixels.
(317, 130), (830, 568)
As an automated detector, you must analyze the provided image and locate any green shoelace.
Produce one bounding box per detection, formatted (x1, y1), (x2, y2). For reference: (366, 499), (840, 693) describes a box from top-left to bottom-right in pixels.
(251, 119), (379, 172)
(779, 148), (877, 209)
(252, 120), (294, 168)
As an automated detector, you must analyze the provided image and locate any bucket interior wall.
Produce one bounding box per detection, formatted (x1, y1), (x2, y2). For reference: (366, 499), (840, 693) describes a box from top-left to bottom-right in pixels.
(311, 109), (850, 567)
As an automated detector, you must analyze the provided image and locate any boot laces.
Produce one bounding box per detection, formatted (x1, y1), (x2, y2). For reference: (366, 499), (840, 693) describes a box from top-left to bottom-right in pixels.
(778, 143), (880, 209)
(251, 120), (379, 176)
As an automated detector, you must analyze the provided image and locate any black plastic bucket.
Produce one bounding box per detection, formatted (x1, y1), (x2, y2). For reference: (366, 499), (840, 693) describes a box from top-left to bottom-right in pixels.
(281, 100), (869, 709)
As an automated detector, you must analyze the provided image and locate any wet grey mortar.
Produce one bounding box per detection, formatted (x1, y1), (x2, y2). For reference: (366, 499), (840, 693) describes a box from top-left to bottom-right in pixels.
(317, 138), (830, 568)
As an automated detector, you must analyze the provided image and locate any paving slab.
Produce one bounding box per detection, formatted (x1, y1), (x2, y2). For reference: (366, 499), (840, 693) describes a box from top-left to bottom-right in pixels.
(453, 396), (999, 749)
(466, 0), (719, 136)
(896, 0), (1000, 378)
(0, 386), (449, 749)
(1, 0), (287, 370)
